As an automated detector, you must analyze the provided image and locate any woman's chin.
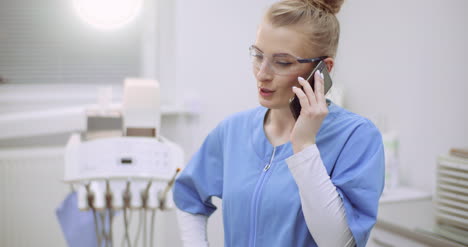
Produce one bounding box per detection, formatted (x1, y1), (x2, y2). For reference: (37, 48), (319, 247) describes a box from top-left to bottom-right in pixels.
(258, 97), (286, 109)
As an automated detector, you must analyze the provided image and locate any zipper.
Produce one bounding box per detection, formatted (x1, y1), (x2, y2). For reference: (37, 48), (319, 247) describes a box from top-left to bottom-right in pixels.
(248, 147), (276, 247)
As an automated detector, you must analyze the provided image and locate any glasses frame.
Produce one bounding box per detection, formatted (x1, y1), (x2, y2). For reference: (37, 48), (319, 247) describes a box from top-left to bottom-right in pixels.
(249, 45), (328, 75)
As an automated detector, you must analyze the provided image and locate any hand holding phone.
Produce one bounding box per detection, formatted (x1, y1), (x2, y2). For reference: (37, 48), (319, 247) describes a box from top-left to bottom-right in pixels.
(289, 60), (332, 120)
(289, 61), (332, 153)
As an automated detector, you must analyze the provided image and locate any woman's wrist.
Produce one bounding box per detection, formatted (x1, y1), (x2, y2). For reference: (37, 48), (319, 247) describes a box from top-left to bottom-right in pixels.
(292, 141), (316, 154)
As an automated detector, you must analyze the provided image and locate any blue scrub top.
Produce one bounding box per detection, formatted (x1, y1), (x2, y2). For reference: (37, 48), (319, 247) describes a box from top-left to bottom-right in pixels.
(173, 101), (385, 247)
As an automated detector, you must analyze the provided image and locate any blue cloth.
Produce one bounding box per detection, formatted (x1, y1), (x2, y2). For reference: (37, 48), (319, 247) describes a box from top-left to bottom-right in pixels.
(173, 101), (385, 247)
(56, 192), (117, 247)
(56, 192), (98, 247)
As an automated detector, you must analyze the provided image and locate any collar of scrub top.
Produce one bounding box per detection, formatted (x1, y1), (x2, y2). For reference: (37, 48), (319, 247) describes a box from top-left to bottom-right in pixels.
(250, 99), (336, 165)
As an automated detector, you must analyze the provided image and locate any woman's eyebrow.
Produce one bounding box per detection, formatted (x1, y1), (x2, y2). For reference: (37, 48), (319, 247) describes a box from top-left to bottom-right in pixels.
(251, 45), (263, 52)
(272, 53), (292, 57)
(252, 45), (293, 57)
(253, 45), (293, 57)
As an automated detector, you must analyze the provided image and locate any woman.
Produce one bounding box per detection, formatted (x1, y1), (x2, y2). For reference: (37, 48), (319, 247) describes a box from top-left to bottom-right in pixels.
(173, 0), (385, 246)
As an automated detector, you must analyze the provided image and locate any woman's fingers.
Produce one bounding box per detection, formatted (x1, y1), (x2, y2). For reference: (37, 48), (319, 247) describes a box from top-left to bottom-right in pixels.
(297, 76), (317, 106)
(314, 71), (329, 115)
(314, 70), (326, 106)
(292, 86), (310, 111)
(294, 69), (329, 117)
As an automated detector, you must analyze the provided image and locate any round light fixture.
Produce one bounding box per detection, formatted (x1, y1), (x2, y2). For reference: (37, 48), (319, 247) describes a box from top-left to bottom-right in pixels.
(73, 0), (143, 30)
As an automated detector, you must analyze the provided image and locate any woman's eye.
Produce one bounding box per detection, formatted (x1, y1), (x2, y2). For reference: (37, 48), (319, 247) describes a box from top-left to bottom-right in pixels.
(276, 61), (292, 67)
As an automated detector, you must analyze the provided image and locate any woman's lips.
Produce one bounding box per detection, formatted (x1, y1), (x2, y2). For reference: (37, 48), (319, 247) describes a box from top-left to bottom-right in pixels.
(259, 88), (275, 97)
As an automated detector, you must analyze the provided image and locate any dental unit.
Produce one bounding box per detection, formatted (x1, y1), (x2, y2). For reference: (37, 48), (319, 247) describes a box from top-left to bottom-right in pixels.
(63, 78), (184, 247)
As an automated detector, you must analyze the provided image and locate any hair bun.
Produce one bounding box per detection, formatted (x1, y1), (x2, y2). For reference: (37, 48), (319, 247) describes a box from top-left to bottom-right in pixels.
(308, 0), (344, 14)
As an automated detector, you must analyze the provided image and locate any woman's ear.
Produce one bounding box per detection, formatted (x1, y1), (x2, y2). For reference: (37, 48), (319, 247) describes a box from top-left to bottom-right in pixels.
(324, 57), (334, 73)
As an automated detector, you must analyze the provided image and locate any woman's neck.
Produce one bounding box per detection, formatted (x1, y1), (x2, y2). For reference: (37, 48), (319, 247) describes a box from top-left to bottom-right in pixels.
(264, 107), (295, 146)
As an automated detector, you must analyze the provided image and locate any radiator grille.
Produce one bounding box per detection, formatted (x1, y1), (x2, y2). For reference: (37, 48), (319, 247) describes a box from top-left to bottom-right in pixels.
(0, 147), (68, 247)
(434, 154), (468, 245)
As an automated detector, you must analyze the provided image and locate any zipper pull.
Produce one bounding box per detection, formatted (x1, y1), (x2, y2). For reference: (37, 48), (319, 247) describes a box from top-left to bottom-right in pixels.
(264, 147), (276, 171)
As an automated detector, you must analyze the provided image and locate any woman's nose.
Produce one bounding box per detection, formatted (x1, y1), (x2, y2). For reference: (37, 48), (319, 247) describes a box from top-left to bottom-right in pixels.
(256, 60), (274, 81)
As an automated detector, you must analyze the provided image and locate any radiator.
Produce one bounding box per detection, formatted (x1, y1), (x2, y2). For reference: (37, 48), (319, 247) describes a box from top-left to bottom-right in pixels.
(434, 154), (468, 245)
(0, 147), (68, 247)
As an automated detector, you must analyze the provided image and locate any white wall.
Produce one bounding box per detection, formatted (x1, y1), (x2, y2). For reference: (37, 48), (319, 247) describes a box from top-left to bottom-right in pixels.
(173, 0), (468, 245)
(335, 0), (468, 191)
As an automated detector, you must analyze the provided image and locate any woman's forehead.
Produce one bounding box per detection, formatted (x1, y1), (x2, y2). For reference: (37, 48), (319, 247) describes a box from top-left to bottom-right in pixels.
(255, 21), (315, 58)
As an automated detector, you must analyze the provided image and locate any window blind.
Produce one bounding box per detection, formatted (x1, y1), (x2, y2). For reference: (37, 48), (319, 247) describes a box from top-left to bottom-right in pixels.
(0, 0), (142, 85)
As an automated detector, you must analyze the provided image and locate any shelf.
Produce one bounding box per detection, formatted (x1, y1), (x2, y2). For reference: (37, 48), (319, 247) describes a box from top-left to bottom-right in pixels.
(380, 186), (432, 204)
(0, 103), (196, 140)
(0, 83), (199, 140)
(374, 199), (466, 247)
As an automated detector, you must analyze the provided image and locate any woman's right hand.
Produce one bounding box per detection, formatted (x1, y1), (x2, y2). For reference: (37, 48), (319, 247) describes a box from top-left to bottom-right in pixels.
(290, 71), (329, 154)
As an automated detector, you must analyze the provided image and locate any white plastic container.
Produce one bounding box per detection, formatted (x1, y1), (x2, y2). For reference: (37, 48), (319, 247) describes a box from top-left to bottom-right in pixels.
(382, 131), (400, 191)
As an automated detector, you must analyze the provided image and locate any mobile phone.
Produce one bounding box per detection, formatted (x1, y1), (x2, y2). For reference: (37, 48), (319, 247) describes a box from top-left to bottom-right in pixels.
(289, 60), (333, 120)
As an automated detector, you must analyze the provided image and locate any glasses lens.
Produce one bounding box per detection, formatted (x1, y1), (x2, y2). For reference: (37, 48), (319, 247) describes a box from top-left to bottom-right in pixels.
(249, 46), (263, 70)
(271, 55), (300, 75)
(249, 46), (302, 75)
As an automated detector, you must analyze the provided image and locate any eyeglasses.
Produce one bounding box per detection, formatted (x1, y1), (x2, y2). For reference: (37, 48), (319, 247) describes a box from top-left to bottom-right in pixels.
(249, 45), (327, 76)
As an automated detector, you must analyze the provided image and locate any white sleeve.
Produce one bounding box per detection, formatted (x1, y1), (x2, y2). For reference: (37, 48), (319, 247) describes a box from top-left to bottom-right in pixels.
(176, 209), (210, 247)
(286, 144), (356, 247)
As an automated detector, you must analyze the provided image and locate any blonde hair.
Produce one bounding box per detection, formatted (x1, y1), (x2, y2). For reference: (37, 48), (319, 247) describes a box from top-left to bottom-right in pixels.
(265, 0), (344, 58)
